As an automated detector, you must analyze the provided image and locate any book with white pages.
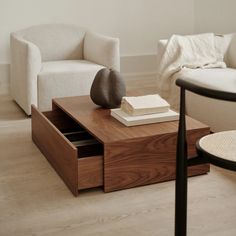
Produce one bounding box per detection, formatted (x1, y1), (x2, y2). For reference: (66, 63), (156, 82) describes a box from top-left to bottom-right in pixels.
(121, 94), (170, 116)
(111, 108), (179, 127)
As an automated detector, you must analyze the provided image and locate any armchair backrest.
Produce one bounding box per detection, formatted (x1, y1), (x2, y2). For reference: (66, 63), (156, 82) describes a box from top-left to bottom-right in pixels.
(13, 24), (86, 61)
(224, 33), (236, 68)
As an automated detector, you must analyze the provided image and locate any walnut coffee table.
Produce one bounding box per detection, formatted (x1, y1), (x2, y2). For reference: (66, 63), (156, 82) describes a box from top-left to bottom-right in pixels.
(32, 96), (210, 196)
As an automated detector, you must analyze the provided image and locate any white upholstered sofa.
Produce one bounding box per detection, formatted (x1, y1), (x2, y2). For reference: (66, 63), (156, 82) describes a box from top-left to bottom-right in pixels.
(157, 34), (236, 132)
(10, 24), (120, 115)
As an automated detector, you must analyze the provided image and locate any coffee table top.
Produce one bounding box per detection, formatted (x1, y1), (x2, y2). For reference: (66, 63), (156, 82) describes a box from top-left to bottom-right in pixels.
(53, 96), (209, 143)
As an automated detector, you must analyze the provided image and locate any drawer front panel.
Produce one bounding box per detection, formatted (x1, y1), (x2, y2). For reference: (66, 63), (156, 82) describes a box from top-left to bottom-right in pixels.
(78, 155), (103, 190)
(31, 105), (79, 196)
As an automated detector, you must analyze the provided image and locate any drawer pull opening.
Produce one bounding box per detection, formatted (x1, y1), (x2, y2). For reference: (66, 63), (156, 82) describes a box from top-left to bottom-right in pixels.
(77, 143), (103, 159)
(63, 130), (86, 136)
(72, 139), (99, 147)
(61, 126), (84, 134)
(64, 131), (94, 142)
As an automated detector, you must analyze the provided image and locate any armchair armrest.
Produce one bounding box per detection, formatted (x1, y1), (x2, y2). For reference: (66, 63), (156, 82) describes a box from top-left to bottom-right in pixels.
(157, 39), (167, 57)
(157, 39), (168, 65)
(84, 31), (120, 71)
(157, 39), (167, 77)
(10, 33), (42, 115)
(225, 33), (236, 68)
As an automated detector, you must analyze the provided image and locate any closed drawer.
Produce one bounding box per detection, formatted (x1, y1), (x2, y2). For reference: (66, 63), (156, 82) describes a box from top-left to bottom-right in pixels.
(31, 105), (104, 196)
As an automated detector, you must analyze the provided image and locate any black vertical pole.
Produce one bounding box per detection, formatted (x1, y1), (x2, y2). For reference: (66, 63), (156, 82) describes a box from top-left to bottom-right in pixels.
(175, 87), (188, 236)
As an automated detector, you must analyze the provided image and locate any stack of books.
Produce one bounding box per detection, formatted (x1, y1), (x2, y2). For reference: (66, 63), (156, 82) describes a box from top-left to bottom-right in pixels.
(111, 94), (179, 126)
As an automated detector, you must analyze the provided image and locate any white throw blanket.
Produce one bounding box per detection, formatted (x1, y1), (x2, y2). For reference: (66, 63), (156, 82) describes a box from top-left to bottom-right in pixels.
(157, 33), (226, 110)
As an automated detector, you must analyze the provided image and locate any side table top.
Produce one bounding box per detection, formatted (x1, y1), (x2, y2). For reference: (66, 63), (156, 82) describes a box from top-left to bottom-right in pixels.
(53, 96), (209, 144)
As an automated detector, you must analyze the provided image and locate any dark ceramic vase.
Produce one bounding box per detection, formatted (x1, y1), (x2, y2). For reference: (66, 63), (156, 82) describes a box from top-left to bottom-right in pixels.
(90, 68), (126, 108)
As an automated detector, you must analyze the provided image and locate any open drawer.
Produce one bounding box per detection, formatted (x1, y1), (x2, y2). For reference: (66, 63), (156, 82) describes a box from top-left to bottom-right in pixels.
(31, 105), (104, 196)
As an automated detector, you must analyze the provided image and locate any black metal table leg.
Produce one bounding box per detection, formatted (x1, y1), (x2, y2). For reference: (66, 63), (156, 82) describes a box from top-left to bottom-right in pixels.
(175, 87), (188, 236)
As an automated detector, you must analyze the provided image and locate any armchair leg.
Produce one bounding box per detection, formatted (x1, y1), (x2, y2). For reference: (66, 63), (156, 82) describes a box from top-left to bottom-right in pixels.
(175, 88), (188, 236)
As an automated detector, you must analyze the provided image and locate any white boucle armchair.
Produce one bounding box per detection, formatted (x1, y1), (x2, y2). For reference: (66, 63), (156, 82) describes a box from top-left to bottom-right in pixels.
(10, 24), (120, 115)
(157, 34), (236, 132)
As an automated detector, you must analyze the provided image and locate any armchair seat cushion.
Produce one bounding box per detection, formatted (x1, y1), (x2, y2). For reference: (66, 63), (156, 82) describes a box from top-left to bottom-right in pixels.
(182, 68), (236, 92)
(181, 68), (236, 132)
(38, 60), (104, 111)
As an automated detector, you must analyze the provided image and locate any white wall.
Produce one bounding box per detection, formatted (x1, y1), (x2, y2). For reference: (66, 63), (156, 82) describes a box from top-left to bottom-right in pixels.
(0, 0), (194, 64)
(194, 0), (236, 34)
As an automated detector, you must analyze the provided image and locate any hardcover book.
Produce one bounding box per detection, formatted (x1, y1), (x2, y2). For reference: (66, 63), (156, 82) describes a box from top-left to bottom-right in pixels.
(121, 94), (170, 116)
(111, 108), (179, 126)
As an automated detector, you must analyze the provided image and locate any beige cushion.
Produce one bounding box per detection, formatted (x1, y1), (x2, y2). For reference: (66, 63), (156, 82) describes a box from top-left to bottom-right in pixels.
(182, 68), (236, 92)
(181, 68), (236, 132)
(199, 130), (236, 161)
(38, 60), (104, 111)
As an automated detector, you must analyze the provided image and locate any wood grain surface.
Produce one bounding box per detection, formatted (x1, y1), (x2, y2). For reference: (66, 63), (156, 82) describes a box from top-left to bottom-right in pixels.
(104, 128), (210, 192)
(32, 96), (210, 195)
(53, 96), (210, 193)
(52, 96), (209, 143)
(31, 105), (79, 196)
(78, 155), (103, 190)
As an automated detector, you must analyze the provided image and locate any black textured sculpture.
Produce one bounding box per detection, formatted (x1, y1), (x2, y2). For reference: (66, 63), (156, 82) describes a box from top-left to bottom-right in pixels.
(90, 68), (126, 108)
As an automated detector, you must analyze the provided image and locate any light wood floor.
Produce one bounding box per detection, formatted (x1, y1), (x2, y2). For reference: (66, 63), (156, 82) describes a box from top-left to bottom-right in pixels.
(1, 78), (236, 236)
